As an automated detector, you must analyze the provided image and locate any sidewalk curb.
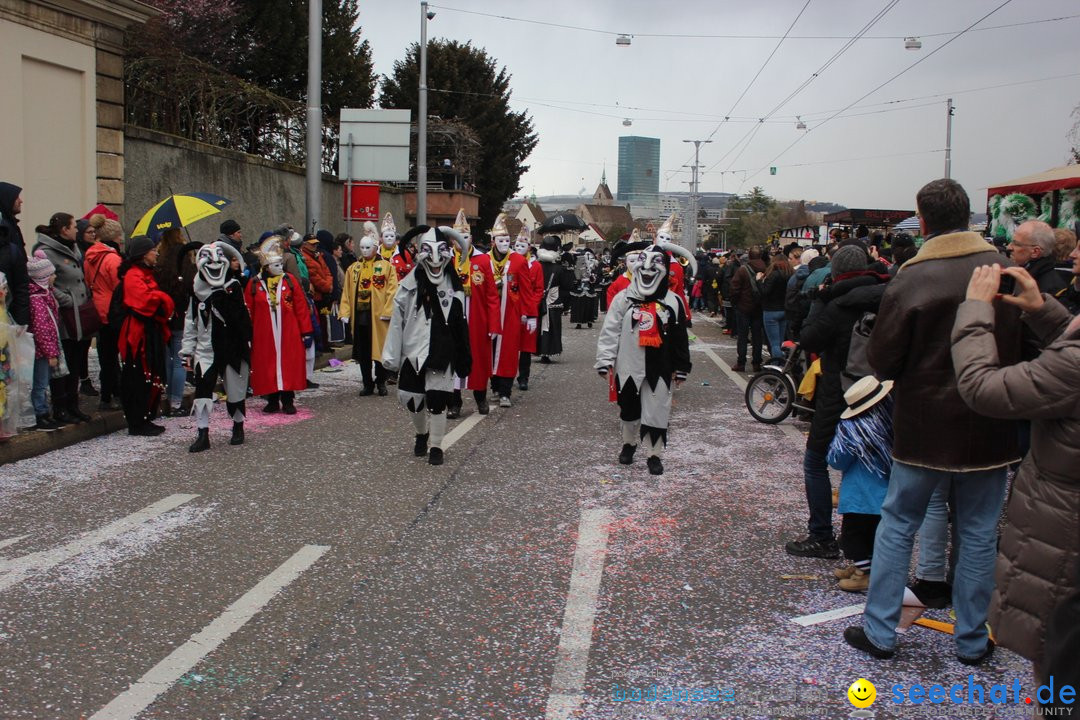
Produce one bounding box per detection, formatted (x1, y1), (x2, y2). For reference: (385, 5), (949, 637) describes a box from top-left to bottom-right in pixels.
(0, 345), (355, 467)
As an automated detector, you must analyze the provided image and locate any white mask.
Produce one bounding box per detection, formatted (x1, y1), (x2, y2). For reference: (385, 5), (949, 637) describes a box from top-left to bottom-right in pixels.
(656, 231), (673, 245)
(359, 237), (377, 259)
(513, 239), (530, 256)
(417, 229), (453, 283)
(195, 244), (230, 289)
(625, 251), (644, 274)
(629, 249), (666, 297)
(494, 236), (511, 254)
(266, 260), (284, 277)
(381, 230), (397, 248)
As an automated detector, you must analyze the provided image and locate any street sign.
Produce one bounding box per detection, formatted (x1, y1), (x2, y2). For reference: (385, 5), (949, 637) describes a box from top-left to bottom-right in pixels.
(344, 182), (380, 221)
(338, 109), (411, 182)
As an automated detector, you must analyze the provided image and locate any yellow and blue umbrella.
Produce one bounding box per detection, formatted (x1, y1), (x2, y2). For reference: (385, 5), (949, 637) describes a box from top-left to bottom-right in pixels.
(131, 192), (232, 238)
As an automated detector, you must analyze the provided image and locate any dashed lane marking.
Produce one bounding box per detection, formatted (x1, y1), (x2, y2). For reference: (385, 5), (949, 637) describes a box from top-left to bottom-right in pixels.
(442, 412), (486, 451)
(0, 534), (29, 552)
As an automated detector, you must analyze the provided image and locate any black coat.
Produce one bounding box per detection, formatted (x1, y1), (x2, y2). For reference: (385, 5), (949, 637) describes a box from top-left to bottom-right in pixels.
(0, 183), (30, 326)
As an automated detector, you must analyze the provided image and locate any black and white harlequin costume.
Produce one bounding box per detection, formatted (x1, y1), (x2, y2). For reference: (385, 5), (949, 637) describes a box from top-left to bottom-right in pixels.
(595, 243), (694, 475)
(180, 241), (252, 452)
(381, 226), (472, 465)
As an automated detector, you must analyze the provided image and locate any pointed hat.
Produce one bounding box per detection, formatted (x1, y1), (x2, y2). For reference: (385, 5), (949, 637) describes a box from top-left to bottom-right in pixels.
(490, 212), (509, 237)
(453, 209), (470, 234)
(515, 224), (531, 244)
(658, 213), (676, 237)
(380, 212), (397, 235)
(629, 228), (642, 242)
(363, 220), (378, 240)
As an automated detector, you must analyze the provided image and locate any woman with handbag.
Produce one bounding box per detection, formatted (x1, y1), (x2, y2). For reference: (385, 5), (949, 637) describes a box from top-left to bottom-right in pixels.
(33, 212), (95, 423)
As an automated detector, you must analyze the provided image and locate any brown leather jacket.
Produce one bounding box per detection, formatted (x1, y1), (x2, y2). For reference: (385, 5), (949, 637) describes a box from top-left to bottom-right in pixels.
(867, 231), (1022, 471)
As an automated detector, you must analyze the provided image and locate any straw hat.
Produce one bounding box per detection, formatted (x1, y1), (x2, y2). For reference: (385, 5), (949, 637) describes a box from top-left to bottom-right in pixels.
(841, 376), (894, 419)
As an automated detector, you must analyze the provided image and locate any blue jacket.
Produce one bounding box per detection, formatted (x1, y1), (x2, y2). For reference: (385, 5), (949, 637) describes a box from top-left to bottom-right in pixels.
(828, 441), (888, 515)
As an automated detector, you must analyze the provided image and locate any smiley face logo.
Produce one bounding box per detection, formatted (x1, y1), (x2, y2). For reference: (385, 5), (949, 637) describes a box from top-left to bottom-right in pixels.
(847, 678), (876, 708)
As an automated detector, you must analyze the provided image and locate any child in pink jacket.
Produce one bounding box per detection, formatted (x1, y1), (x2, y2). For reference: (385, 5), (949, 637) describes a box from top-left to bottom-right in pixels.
(27, 250), (62, 430)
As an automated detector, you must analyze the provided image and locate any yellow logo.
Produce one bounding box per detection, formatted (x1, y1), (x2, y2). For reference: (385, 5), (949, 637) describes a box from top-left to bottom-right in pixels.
(848, 678), (876, 708)
(155, 222), (173, 230)
(471, 270), (485, 285)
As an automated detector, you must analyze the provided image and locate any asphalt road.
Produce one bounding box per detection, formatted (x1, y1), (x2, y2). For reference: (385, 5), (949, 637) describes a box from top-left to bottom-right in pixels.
(0, 312), (1035, 720)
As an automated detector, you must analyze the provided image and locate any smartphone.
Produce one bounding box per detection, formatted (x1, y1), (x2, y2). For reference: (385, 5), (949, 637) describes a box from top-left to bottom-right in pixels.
(998, 274), (1015, 296)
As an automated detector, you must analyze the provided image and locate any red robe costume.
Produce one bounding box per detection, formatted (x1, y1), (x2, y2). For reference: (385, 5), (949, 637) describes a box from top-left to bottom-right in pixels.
(520, 255), (544, 353)
(607, 272), (631, 308)
(490, 250), (538, 378)
(455, 249), (501, 391)
(382, 245), (415, 282)
(245, 272), (313, 396)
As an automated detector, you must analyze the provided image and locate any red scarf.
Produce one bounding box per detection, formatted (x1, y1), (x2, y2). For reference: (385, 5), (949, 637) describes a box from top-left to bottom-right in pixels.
(634, 302), (662, 347)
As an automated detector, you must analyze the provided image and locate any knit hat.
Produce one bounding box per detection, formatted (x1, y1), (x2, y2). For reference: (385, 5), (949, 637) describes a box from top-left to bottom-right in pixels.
(831, 244), (868, 278)
(27, 249), (55, 283)
(126, 235), (156, 260)
(799, 248), (819, 266)
(316, 229), (335, 252)
(220, 219), (241, 236)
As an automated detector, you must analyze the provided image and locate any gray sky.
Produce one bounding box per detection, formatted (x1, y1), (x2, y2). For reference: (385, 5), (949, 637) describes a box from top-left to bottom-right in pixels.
(359, 0), (1080, 210)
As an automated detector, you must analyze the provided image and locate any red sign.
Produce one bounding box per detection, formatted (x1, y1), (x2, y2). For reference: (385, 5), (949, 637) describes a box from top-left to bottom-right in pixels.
(344, 182), (380, 220)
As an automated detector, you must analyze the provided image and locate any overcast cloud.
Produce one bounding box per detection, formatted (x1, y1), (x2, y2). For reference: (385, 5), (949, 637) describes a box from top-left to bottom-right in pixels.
(359, 0), (1080, 210)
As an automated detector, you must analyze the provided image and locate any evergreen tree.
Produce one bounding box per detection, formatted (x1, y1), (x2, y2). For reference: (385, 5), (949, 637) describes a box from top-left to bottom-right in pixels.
(380, 40), (538, 232)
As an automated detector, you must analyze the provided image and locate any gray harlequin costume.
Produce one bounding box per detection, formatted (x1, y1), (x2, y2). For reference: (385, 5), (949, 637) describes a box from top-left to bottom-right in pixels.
(382, 226), (472, 463)
(596, 245), (692, 464)
(180, 241), (252, 451)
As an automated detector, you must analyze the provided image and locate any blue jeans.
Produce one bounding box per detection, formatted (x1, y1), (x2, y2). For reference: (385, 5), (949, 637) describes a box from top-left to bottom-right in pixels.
(31, 357), (51, 416)
(164, 332), (185, 408)
(762, 309), (786, 359)
(862, 461), (1007, 659)
(916, 479), (951, 582)
(803, 447), (834, 539)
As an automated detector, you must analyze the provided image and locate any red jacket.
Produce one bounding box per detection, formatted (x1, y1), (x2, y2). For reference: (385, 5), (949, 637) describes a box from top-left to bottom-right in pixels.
(520, 256), (544, 353)
(456, 250), (501, 391)
(83, 242), (121, 323)
(119, 264), (175, 362)
(245, 273), (313, 395)
(301, 242), (333, 303)
(490, 251), (536, 377)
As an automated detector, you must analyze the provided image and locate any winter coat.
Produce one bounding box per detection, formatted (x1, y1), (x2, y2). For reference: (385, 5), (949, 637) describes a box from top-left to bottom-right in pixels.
(119, 264), (175, 362)
(729, 259), (766, 315)
(152, 243), (195, 333)
(828, 440), (888, 516)
(869, 231), (1022, 472)
(952, 295), (1080, 663)
(457, 249), (501, 391)
(0, 188), (30, 326)
(301, 242), (333, 304)
(799, 272), (888, 454)
(33, 234), (89, 340)
(83, 242), (121, 323)
(28, 283), (61, 359)
(1026, 255), (1069, 297)
(760, 269), (789, 312)
(785, 264), (812, 337)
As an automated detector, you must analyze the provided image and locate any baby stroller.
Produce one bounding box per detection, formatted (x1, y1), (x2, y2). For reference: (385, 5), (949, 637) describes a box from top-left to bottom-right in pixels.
(744, 341), (815, 424)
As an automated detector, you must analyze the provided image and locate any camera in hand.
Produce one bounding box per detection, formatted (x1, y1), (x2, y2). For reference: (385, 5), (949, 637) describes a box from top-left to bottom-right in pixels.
(998, 274), (1015, 295)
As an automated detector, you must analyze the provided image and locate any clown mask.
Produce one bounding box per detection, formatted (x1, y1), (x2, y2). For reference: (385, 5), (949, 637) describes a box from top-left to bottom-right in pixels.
(629, 248), (667, 297)
(417, 228), (453, 283)
(359, 236), (377, 259)
(196, 243), (231, 288)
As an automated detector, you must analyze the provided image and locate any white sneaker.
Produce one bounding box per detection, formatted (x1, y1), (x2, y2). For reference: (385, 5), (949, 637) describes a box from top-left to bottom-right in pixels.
(499, 396), (512, 408)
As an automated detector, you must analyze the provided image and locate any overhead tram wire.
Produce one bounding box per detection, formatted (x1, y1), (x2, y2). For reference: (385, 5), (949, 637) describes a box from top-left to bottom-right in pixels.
(742, 0), (1017, 185)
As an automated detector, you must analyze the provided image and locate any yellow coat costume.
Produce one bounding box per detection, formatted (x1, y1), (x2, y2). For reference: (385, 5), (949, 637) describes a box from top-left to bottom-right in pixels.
(340, 257), (397, 360)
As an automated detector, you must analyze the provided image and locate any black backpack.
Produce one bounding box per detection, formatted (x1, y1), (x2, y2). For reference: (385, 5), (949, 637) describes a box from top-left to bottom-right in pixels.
(107, 276), (129, 330)
(841, 311), (876, 391)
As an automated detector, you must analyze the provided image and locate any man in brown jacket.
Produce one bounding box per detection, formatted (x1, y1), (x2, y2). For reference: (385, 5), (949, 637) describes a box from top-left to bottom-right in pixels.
(844, 178), (1022, 666)
(729, 246), (766, 372)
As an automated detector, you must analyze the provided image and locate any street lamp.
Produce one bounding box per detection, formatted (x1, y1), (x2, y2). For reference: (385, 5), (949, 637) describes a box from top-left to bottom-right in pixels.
(418, 1), (434, 225)
(616, 34), (631, 46)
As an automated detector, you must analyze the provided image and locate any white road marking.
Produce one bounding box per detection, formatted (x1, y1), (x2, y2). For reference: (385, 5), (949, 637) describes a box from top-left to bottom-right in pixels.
(545, 507), (613, 720)
(0, 535), (29, 551)
(691, 333), (805, 443)
(442, 412), (485, 450)
(89, 544), (330, 720)
(791, 603), (866, 627)
(0, 494), (199, 592)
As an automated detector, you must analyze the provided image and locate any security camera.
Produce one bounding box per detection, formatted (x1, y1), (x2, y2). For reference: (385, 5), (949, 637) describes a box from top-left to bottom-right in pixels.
(426, 10), (436, 19)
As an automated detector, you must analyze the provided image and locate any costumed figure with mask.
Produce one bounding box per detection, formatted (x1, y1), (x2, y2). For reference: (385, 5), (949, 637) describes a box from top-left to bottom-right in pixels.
(597, 248), (615, 313)
(605, 230), (651, 307)
(655, 214), (691, 316)
(570, 248), (601, 328)
(447, 210), (500, 419)
(381, 225), (472, 466)
(595, 243), (694, 475)
(180, 241), (252, 452)
(117, 235), (175, 436)
(487, 213), (538, 407)
(378, 212), (414, 282)
(245, 236), (313, 414)
(514, 226), (543, 391)
(340, 221), (397, 396)
(536, 236), (573, 363)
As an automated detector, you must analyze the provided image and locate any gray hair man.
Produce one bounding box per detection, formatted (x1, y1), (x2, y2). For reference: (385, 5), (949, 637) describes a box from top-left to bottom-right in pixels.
(1009, 220), (1067, 296)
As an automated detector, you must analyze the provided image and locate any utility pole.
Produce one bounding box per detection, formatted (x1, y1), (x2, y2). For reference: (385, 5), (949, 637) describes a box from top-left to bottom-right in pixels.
(682, 139), (711, 251)
(418, 1), (432, 226)
(944, 98), (954, 180)
(305, 0), (323, 233)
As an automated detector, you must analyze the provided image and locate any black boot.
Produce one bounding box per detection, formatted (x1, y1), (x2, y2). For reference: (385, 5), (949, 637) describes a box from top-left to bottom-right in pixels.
(189, 428), (210, 453)
(230, 422), (244, 446)
(33, 415), (58, 432)
(263, 396), (281, 413)
(446, 403), (462, 420)
(647, 456), (664, 475)
(618, 443), (637, 465)
(282, 398), (297, 415)
(377, 383), (388, 397)
(413, 432), (429, 457)
(53, 407), (76, 425)
(358, 385), (375, 397)
(428, 447), (444, 465)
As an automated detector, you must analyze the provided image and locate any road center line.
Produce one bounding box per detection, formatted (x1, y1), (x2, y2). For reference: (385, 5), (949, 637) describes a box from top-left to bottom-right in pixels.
(0, 534), (29, 552)
(545, 507), (613, 720)
(442, 412), (485, 450)
(89, 544), (330, 720)
(0, 494), (199, 592)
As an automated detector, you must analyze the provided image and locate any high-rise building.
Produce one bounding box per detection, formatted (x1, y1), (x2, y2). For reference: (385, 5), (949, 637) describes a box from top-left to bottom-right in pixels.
(617, 136), (660, 210)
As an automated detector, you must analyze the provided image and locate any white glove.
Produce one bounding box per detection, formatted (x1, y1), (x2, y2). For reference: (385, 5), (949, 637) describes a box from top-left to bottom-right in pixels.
(488, 332), (500, 340)
(340, 317), (349, 325)
(526, 318), (537, 333)
(520, 314), (528, 324)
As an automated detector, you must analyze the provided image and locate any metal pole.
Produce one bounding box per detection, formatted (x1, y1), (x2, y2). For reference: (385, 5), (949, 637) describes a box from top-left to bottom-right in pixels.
(345, 132), (354, 237)
(683, 139), (711, 251)
(944, 98), (954, 179)
(418, 1), (429, 226)
(306, 0), (323, 233)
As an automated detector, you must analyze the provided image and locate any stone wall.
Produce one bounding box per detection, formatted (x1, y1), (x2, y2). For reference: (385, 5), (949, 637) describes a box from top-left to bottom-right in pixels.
(124, 126), (407, 244)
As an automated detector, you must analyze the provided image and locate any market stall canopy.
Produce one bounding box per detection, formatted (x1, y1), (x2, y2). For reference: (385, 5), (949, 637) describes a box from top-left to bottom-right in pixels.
(987, 165), (1080, 197)
(822, 209), (913, 226)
